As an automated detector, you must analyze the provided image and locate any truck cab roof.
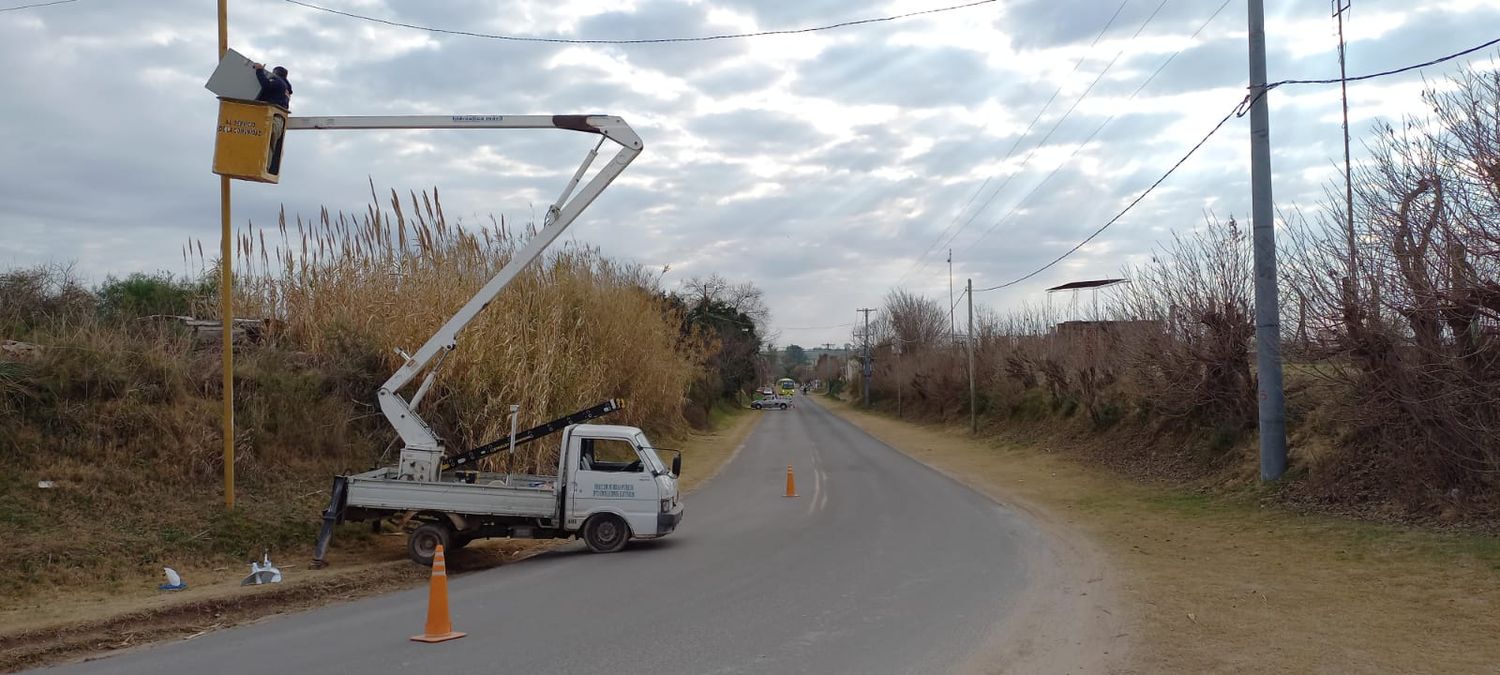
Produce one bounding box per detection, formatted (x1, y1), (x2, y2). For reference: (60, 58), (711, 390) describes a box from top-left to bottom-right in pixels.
(571, 423), (643, 438)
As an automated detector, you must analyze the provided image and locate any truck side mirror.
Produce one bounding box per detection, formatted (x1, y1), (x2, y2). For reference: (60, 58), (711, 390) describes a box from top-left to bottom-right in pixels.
(672, 455), (682, 476)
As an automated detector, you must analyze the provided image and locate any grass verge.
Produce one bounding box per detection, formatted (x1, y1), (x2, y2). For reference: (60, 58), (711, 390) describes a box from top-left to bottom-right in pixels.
(675, 403), (759, 495)
(821, 396), (1500, 674)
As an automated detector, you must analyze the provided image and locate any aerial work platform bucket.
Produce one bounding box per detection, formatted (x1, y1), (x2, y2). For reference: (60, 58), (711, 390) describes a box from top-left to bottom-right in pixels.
(212, 99), (286, 184)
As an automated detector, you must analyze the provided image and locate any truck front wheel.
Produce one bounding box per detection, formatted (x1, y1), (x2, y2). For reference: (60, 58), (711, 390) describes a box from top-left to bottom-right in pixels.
(583, 514), (630, 553)
(408, 522), (453, 566)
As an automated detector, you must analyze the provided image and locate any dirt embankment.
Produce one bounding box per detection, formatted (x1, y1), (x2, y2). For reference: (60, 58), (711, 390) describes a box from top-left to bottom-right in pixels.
(823, 397), (1500, 675)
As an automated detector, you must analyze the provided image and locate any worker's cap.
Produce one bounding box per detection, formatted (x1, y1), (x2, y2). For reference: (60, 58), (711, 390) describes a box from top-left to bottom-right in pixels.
(273, 66), (288, 77)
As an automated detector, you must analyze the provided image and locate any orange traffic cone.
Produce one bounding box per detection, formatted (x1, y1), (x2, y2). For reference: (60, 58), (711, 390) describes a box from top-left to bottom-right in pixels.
(784, 465), (798, 498)
(410, 544), (466, 643)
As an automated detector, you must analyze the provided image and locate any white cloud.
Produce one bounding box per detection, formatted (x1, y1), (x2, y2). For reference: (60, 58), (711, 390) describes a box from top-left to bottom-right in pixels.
(0, 0), (1496, 346)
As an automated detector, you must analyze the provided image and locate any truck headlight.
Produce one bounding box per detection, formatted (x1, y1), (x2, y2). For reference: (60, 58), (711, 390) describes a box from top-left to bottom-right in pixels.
(661, 498), (672, 513)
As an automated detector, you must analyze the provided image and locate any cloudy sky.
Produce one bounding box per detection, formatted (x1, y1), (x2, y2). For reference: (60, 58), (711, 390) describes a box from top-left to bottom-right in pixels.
(3, 0), (1498, 347)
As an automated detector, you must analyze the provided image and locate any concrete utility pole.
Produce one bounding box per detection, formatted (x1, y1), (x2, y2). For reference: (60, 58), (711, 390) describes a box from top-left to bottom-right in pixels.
(857, 308), (877, 408)
(1334, 0), (1358, 306)
(1248, 0), (1289, 480)
(948, 249), (956, 345)
(217, 0), (236, 510)
(967, 279), (976, 435)
(894, 340), (903, 418)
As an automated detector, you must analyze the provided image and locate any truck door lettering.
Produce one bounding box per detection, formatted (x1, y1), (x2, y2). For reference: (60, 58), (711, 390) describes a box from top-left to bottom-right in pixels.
(592, 483), (635, 498)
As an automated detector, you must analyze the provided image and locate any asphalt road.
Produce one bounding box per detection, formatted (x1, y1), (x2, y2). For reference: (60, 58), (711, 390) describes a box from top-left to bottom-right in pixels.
(48, 396), (1041, 674)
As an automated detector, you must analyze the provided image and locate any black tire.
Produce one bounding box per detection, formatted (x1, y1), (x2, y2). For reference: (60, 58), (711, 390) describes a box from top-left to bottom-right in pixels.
(408, 522), (452, 566)
(778, 403), (788, 410)
(582, 514), (630, 553)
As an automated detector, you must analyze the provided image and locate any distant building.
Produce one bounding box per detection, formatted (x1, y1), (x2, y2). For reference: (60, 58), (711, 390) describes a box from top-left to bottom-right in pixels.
(1052, 319), (1161, 340)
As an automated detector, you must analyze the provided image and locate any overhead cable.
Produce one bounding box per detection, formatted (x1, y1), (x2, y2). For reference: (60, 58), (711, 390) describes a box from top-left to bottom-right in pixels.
(282, 0), (999, 45)
(973, 96), (1247, 293)
(962, 0), (1233, 254)
(920, 0), (1170, 274)
(950, 287), (969, 313)
(1265, 36), (1500, 89)
(779, 322), (854, 331)
(0, 0), (77, 12)
(970, 32), (1500, 295)
(893, 0), (1136, 286)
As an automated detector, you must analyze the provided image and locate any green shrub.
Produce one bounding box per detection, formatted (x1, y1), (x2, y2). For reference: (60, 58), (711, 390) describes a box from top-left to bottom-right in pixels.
(96, 272), (209, 319)
(826, 379), (845, 397)
(1091, 402), (1125, 430)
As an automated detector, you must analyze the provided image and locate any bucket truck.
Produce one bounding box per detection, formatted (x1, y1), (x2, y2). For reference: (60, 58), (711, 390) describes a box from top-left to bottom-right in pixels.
(302, 115), (683, 566)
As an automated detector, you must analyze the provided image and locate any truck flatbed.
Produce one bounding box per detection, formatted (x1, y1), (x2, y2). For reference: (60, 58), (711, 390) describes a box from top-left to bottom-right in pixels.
(345, 468), (558, 519)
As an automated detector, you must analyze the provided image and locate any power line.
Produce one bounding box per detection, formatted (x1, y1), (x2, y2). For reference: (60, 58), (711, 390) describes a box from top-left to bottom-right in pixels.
(928, 0), (1170, 264)
(904, 0), (1175, 287)
(894, 0), (1135, 287)
(778, 322), (854, 331)
(973, 95), (1248, 294)
(282, 0), (999, 45)
(1266, 35), (1500, 89)
(961, 0), (1233, 255)
(950, 287), (968, 313)
(970, 31), (1500, 295)
(0, 0), (76, 12)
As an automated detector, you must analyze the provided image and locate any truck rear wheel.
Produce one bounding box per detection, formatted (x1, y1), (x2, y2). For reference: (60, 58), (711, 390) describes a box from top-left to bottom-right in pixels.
(583, 514), (630, 553)
(408, 522), (452, 566)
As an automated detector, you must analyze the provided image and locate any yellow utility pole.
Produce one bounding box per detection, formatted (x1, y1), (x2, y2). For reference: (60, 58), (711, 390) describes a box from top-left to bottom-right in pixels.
(217, 0), (236, 510)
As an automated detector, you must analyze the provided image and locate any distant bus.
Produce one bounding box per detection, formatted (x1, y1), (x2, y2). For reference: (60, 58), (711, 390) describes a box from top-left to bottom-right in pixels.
(777, 378), (796, 396)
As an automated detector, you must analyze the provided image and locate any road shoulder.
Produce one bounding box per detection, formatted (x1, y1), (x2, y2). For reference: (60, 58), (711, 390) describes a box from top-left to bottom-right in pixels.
(819, 396), (1500, 674)
(814, 396), (1127, 674)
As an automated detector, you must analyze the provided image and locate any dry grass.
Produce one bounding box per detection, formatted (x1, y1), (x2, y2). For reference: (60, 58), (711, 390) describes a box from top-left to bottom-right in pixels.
(216, 186), (704, 471)
(823, 397), (1500, 674)
(3, 187), (708, 607)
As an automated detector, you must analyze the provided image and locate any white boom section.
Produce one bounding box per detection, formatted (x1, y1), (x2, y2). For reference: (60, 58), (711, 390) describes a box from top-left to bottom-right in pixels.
(286, 114), (643, 481)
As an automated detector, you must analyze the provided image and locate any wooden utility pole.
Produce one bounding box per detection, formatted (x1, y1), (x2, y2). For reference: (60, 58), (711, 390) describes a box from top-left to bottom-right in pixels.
(217, 0), (236, 510)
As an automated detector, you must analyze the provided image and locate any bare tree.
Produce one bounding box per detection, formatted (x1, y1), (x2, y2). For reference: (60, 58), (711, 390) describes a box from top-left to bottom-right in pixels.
(1278, 64), (1500, 509)
(881, 289), (947, 353)
(683, 274), (770, 328)
(1113, 214), (1255, 426)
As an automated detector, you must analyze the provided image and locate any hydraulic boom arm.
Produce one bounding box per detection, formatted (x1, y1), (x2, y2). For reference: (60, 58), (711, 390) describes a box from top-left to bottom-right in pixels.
(445, 399), (624, 472)
(286, 114), (643, 480)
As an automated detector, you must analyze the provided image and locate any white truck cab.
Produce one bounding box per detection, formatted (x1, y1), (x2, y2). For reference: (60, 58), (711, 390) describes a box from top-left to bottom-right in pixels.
(563, 424), (683, 550)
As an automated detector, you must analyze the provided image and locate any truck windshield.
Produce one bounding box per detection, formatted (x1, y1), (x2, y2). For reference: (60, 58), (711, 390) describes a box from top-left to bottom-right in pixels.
(634, 433), (667, 475)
